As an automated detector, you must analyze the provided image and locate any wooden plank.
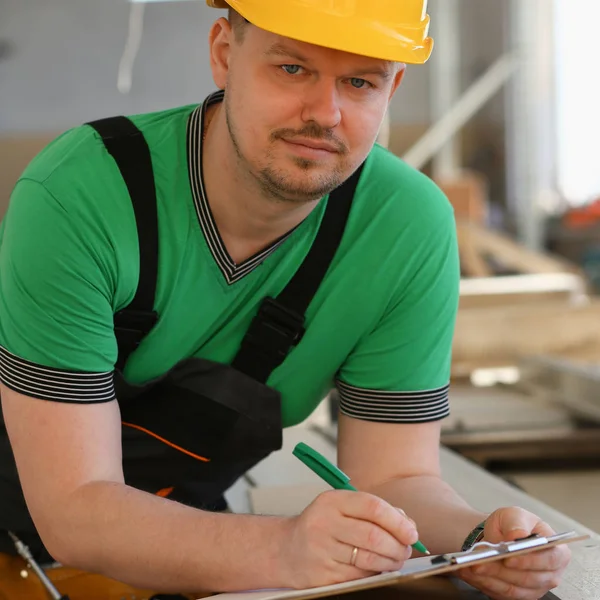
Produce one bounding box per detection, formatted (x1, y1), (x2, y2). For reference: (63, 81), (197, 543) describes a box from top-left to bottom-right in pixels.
(507, 470), (600, 534)
(451, 299), (600, 376)
(247, 426), (600, 600)
(444, 384), (572, 433)
(458, 272), (586, 309)
(441, 427), (600, 469)
(459, 273), (585, 296)
(459, 289), (573, 309)
(518, 355), (600, 423)
(456, 221), (583, 277)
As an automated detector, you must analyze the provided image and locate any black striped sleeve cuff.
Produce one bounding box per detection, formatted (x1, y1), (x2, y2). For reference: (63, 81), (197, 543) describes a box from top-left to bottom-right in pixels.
(0, 345), (115, 403)
(336, 379), (450, 423)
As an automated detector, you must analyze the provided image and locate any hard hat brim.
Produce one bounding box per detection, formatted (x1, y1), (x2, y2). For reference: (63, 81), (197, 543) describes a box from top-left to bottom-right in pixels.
(207, 0), (433, 65)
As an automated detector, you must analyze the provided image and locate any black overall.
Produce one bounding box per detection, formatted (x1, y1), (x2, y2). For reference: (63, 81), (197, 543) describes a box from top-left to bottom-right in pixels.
(0, 115), (363, 559)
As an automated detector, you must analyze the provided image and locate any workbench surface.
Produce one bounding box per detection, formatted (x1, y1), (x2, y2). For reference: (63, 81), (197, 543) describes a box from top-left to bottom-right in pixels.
(224, 417), (600, 600)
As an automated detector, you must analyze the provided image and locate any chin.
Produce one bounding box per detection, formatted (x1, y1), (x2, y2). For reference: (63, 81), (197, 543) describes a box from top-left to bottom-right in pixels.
(258, 168), (344, 203)
(253, 143), (366, 201)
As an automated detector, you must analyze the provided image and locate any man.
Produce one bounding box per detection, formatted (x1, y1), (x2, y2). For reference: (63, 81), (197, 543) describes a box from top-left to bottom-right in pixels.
(0, 1), (570, 598)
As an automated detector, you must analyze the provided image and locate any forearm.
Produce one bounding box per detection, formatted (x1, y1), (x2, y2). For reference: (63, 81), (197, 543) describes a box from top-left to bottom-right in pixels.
(366, 475), (487, 554)
(51, 481), (291, 593)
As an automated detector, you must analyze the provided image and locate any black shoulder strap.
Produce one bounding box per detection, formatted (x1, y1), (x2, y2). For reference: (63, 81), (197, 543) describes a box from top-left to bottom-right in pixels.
(88, 111), (363, 381)
(86, 116), (159, 372)
(231, 164), (364, 383)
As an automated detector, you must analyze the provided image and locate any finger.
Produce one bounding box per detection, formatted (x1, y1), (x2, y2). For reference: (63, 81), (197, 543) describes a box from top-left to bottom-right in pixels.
(530, 520), (558, 537)
(504, 545), (571, 572)
(335, 491), (419, 547)
(461, 571), (551, 600)
(468, 561), (564, 591)
(333, 516), (411, 562)
(395, 507), (417, 530)
(332, 544), (408, 575)
(487, 506), (542, 543)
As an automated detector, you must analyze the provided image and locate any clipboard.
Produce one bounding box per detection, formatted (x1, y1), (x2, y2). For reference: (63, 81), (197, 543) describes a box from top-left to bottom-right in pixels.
(209, 531), (588, 600)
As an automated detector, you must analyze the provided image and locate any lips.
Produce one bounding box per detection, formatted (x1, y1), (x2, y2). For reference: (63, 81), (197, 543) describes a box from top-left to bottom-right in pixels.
(283, 138), (339, 153)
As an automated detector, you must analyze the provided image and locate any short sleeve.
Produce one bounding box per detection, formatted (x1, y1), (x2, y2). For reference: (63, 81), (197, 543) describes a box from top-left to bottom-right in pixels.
(336, 208), (460, 423)
(0, 179), (118, 403)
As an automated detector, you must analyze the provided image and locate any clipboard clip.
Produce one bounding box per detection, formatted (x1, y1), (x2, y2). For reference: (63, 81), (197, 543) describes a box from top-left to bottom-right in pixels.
(431, 533), (551, 566)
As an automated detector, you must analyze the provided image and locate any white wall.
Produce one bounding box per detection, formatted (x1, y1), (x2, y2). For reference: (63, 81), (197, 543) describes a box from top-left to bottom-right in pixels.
(0, 0), (507, 133)
(390, 0), (507, 126)
(0, 0), (214, 132)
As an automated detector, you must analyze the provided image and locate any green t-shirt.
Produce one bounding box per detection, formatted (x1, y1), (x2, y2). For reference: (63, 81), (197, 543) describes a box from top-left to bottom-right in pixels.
(0, 92), (459, 428)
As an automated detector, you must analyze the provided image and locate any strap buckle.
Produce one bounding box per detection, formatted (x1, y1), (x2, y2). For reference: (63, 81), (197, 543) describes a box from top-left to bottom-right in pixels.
(114, 309), (159, 370)
(114, 308), (159, 337)
(244, 297), (305, 359)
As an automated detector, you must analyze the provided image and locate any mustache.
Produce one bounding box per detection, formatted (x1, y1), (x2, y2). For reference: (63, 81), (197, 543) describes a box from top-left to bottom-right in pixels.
(271, 124), (348, 155)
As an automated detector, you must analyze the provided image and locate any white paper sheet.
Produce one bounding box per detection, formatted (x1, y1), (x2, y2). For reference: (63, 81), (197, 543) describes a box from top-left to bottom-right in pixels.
(206, 556), (436, 600)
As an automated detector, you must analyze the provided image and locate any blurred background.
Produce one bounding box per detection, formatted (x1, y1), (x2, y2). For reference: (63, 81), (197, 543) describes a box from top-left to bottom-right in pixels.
(1, 0), (599, 531)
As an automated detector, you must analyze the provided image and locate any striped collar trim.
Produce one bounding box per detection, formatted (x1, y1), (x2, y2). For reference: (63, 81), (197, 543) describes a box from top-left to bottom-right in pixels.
(187, 90), (295, 285)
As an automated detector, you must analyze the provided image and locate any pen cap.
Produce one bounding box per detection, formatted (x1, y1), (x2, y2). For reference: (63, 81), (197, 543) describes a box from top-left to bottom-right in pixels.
(293, 442), (353, 489)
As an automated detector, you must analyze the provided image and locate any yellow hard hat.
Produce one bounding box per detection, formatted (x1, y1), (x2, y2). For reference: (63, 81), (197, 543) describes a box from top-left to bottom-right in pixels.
(206, 0), (434, 65)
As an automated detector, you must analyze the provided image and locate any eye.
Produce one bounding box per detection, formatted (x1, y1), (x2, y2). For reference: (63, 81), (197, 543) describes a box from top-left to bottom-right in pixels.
(281, 64), (303, 75)
(349, 78), (371, 89)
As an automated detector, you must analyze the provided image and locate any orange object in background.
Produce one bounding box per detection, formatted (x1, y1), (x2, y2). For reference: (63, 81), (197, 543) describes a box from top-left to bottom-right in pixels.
(563, 197), (600, 229)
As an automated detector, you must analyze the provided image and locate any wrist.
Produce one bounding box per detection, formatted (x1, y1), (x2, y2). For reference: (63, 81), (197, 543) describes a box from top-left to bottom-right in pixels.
(269, 516), (298, 589)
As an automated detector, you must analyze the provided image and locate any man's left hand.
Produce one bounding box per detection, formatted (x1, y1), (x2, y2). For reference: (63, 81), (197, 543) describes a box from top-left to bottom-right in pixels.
(458, 506), (571, 600)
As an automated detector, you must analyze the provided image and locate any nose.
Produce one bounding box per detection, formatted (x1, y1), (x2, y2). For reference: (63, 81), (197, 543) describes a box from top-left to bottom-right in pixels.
(300, 79), (342, 130)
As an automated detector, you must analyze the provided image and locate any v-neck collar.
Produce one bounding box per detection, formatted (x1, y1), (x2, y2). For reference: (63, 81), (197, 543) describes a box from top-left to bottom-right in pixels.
(187, 91), (297, 285)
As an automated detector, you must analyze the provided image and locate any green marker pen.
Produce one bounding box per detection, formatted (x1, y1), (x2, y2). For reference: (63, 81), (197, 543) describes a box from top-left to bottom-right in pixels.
(292, 441), (430, 556)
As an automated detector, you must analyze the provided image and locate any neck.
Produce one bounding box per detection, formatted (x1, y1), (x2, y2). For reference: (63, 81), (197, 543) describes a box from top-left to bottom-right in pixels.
(201, 103), (319, 264)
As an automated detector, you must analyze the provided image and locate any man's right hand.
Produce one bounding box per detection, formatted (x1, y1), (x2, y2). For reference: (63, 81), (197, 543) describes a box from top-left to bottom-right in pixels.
(279, 490), (418, 589)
